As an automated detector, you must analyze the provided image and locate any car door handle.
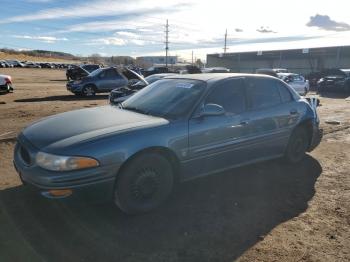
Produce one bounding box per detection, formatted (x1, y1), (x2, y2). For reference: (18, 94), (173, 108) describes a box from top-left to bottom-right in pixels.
(240, 120), (250, 125)
(290, 109), (298, 115)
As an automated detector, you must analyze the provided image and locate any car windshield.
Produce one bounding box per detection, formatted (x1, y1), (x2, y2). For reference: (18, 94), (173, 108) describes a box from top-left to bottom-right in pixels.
(122, 79), (205, 119)
(89, 68), (103, 77)
(144, 75), (162, 84)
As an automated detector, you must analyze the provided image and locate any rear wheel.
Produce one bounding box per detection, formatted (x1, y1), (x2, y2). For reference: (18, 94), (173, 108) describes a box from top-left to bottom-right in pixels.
(285, 127), (309, 163)
(114, 153), (174, 214)
(81, 85), (96, 96)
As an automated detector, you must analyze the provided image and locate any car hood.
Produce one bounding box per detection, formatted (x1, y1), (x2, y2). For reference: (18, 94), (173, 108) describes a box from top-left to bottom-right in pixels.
(22, 106), (168, 150)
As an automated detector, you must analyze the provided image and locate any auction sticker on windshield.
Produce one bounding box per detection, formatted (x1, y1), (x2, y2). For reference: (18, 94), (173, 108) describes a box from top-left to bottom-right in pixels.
(176, 83), (194, 89)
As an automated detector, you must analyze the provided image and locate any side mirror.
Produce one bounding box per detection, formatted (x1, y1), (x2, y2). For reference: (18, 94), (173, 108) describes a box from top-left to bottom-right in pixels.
(199, 103), (225, 117)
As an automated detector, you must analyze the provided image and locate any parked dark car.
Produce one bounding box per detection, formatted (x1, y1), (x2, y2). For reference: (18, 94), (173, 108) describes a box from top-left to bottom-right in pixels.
(317, 69), (350, 93)
(14, 73), (322, 214)
(255, 68), (278, 77)
(109, 73), (177, 104)
(143, 66), (171, 77)
(0, 74), (13, 93)
(201, 67), (230, 73)
(66, 64), (101, 81)
(6, 60), (25, 68)
(39, 62), (55, 69)
(66, 67), (142, 96)
(23, 61), (41, 68)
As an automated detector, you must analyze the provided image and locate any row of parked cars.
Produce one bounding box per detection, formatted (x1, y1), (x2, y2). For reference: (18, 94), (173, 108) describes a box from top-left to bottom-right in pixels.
(65, 66), (311, 104)
(256, 67), (350, 94)
(0, 59), (74, 69)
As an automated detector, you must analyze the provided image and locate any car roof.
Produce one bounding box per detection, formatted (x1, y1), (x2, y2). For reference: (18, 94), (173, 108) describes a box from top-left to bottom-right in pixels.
(164, 73), (277, 82)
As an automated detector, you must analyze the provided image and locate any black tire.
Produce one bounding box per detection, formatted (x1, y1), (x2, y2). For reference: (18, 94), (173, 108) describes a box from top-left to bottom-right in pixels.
(285, 127), (309, 163)
(81, 85), (96, 97)
(114, 153), (174, 214)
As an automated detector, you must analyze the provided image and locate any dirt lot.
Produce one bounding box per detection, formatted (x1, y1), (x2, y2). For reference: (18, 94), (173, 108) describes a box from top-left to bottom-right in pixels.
(0, 68), (349, 262)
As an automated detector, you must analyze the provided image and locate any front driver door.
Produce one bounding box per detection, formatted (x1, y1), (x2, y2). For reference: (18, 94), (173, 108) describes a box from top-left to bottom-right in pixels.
(185, 78), (251, 179)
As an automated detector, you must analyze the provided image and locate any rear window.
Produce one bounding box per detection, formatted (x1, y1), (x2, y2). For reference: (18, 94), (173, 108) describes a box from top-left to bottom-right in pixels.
(246, 78), (281, 109)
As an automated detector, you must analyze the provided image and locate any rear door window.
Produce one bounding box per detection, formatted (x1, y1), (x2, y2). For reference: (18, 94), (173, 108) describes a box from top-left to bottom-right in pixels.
(246, 78), (282, 110)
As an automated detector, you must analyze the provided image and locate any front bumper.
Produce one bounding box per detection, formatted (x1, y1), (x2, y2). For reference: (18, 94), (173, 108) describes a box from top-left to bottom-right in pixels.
(13, 134), (118, 202)
(66, 82), (82, 93)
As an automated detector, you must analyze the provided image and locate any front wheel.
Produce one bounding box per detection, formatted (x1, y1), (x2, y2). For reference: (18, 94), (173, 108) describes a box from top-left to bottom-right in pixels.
(114, 153), (174, 214)
(284, 127), (309, 163)
(81, 85), (96, 96)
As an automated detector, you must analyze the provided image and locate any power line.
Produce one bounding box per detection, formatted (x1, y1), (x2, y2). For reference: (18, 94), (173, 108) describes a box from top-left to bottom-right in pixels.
(165, 19), (169, 67)
(223, 29), (228, 54)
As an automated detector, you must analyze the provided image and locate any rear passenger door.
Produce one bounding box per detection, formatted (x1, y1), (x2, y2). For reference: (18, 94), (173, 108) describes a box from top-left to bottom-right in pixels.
(243, 77), (297, 159)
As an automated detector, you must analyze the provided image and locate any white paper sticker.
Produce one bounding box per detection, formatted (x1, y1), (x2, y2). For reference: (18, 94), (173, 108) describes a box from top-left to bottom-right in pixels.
(176, 83), (194, 89)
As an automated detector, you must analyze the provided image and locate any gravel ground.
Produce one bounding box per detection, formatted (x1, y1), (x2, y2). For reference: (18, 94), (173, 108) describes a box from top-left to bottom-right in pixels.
(0, 68), (349, 262)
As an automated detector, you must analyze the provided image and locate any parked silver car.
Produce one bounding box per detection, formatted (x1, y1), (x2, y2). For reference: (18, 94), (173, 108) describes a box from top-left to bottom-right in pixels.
(66, 67), (129, 96)
(278, 73), (309, 95)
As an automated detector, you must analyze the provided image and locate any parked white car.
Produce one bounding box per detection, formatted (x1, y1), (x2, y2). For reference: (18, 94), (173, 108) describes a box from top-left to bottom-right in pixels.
(277, 73), (309, 96)
(0, 74), (13, 93)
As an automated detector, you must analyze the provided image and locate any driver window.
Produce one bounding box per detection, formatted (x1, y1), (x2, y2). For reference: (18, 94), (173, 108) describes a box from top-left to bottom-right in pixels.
(205, 79), (246, 115)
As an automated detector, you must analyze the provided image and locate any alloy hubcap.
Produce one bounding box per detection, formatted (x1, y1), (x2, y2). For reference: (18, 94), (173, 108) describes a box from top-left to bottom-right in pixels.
(132, 168), (159, 200)
(84, 87), (94, 96)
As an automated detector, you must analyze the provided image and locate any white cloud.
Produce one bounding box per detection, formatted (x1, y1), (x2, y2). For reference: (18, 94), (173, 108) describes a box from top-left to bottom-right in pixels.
(0, 0), (188, 24)
(4, 0), (350, 58)
(85, 36), (153, 47)
(86, 37), (127, 46)
(116, 31), (139, 38)
(25, 0), (55, 3)
(12, 35), (68, 43)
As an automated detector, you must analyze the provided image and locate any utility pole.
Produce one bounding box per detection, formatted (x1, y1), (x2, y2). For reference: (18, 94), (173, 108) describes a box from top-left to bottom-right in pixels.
(191, 50), (194, 65)
(165, 19), (169, 68)
(223, 29), (228, 54)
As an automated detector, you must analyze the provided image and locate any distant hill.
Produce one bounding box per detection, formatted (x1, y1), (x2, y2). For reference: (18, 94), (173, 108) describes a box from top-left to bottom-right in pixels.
(0, 48), (79, 62)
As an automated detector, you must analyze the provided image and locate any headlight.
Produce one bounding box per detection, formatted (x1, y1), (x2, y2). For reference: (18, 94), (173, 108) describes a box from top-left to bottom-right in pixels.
(36, 152), (99, 171)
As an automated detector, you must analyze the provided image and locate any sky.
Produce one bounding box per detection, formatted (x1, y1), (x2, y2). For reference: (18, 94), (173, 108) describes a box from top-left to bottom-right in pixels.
(1, 0), (350, 61)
